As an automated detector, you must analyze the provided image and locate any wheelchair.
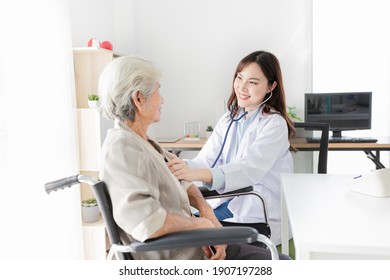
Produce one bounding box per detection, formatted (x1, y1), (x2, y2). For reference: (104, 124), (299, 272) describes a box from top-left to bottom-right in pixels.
(44, 174), (280, 260)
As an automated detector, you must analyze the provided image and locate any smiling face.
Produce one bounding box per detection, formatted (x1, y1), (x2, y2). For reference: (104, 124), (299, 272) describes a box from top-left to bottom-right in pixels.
(233, 62), (274, 112)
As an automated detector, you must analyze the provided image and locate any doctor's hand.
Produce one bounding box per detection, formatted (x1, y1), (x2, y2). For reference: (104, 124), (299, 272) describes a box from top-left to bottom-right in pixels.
(166, 157), (197, 181)
(167, 157), (213, 183)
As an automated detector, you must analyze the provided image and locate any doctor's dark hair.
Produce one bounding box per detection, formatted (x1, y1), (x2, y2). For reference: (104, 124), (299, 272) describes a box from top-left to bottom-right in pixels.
(99, 56), (161, 122)
(227, 51), (296, 142)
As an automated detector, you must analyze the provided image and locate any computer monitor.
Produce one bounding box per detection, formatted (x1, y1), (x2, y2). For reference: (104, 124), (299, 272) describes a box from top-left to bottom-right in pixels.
(304, 92), (372, 138)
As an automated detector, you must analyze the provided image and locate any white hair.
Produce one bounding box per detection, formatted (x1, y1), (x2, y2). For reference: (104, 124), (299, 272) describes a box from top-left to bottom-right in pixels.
(98, 56), (161, 122)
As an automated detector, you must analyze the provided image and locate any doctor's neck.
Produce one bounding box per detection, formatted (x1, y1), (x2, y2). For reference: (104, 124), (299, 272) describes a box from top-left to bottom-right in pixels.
(243, 104), (262, 118)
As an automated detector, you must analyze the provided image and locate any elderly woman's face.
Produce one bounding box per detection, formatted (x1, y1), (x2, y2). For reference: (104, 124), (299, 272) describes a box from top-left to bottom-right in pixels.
(139, 83), (164, 124)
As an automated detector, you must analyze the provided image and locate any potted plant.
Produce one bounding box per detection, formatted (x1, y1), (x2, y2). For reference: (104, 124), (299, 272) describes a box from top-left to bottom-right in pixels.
(205, 125), (213, 139)
(288, 106), (307, 137)
(81, 197), (100, 223)
(287, 106), (302, 122)
(87, 94), (100, 108)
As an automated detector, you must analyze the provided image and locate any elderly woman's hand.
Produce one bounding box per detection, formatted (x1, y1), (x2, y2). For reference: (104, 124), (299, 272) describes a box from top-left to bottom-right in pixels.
(202, 244), (227, 260)
(198, 207), (227, 260)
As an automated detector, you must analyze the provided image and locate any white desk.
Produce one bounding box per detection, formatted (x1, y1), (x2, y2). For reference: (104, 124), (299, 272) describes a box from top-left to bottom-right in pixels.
(281, 173), (390, 259)
(159, 137), (390, 168)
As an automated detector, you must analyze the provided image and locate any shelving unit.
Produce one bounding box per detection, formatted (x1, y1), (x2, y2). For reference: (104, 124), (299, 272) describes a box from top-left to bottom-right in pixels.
(73, 47), (114, 259)
(82, 216), (109, 260)
(73, 47), (113, 108)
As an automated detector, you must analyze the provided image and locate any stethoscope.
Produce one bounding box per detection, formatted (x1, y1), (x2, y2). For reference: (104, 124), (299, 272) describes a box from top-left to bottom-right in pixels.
(211, 92), (273, 168)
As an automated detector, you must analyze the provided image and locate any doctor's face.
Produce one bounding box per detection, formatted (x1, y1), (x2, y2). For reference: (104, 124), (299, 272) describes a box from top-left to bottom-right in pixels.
(234, 62), (273, 112)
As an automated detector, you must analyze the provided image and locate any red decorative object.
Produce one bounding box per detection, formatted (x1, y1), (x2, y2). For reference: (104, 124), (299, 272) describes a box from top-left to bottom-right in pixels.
(88, 38), (94, 47)
(100, 41), (113, 51)
(87, 38), (100, 48)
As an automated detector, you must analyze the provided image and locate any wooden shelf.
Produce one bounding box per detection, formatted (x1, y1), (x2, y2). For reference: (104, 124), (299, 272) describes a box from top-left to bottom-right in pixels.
(73, 48), (114, 259)
(73, 48), (113, 108)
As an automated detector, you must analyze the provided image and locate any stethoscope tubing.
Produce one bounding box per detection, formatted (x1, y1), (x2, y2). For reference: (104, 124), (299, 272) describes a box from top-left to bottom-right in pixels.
(211, 107), (247, 168)
(210, 92), (272, 168)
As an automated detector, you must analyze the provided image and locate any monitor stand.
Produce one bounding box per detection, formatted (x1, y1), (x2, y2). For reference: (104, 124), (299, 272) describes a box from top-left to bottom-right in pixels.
(331, 130), (342, 138)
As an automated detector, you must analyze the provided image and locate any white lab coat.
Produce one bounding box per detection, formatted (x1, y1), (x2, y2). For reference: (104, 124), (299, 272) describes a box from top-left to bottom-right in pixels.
(188, 107), (293, 245)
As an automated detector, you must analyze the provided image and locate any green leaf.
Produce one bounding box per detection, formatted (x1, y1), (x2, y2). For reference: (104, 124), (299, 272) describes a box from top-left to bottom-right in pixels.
(87, 94), (99, 101)
(287, 106), (302, 122)
(81, 198), (98, 207)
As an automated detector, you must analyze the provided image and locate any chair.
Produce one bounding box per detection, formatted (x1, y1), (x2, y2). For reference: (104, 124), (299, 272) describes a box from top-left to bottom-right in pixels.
(44, 174), (280, 260)
(294, 122), (330, 174)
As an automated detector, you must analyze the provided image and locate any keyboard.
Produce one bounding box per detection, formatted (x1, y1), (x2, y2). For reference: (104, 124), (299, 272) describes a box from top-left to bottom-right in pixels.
(306, 137), (378, 143)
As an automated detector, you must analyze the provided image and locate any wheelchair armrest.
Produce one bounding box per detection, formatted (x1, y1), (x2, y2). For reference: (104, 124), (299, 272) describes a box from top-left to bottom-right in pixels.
(110, 226), (279, 260)
(200, 185), (254, 198)
(199, 185), (269, 226)
(129, 226), (258, 252)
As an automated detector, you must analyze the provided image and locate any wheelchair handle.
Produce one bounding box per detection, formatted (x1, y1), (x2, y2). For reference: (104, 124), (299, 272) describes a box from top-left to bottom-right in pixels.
(44, 175), (80, 194)
(45, 174), (100, 194)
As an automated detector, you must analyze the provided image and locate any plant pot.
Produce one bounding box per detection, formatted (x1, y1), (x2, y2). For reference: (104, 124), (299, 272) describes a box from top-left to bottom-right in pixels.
(206, 131), (213, 139)
(88, 100), (99, 109)
(81, 205), (100, 223)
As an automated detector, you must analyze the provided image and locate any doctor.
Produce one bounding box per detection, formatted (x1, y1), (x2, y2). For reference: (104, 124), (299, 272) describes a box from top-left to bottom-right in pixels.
(167, 51), (295, 245)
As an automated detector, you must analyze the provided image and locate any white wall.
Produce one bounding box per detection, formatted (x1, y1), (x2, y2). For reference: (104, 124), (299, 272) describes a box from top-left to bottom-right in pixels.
(68, 0), (135, 55)
(68, 0), (115, 49)
(68, 0), (390, 172)
(313, 0), (390, 172)
(68, 0), (312, 139)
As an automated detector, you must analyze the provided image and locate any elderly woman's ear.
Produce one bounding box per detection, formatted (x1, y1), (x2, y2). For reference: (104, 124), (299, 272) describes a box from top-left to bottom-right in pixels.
(132, 91), (146, 110)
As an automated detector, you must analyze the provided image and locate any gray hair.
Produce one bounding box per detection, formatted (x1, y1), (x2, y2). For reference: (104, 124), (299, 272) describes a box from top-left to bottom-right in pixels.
(98, 56), (161, 122)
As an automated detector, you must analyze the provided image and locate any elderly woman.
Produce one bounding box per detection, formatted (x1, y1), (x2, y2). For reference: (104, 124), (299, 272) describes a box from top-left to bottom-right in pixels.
(98, 56), (288, 260)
